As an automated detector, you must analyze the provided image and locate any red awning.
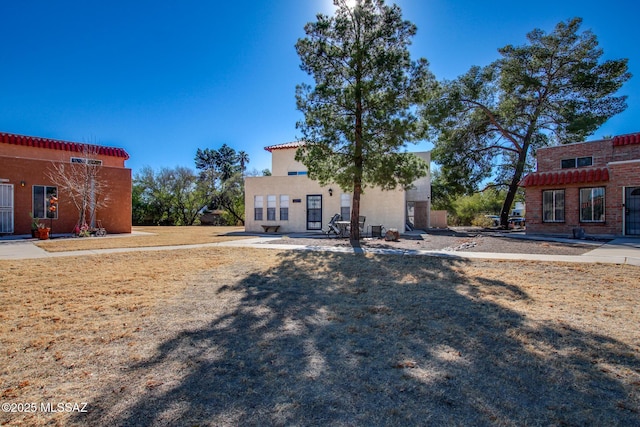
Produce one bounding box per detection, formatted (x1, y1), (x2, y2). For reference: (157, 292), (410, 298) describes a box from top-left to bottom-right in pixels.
(520, 167), (609, 187)
(612, 133), (640, 146)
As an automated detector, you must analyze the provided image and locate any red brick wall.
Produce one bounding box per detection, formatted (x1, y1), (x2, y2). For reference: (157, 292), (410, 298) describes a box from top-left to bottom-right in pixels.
(526, 160), (640, 236)
(526, 184), (617, 235)
(527, 136), (640, 236)
(537, 139), (640, 172)
(0, 156), (131, 235)
(1, 142), (126, 168)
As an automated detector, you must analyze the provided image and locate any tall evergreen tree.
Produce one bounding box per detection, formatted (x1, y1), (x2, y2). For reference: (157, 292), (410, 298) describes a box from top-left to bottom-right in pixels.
(295, 0), (432, 241)
(195, 144), (245, 225)
(423, 18), (630, 227)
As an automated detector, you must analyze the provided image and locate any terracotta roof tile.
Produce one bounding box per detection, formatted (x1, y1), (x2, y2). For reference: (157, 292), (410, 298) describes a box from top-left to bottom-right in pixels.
(264, 141), (305, 152)
(0, 132), (129, 159)
(521, 167), (609, 187)
(612, 132), (640, 146)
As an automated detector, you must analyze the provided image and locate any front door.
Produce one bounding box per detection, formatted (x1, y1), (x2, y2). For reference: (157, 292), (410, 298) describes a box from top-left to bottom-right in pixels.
(0, 184), (14, 234)
(625, 187), (640, 235)
(307, 195), (322, 230)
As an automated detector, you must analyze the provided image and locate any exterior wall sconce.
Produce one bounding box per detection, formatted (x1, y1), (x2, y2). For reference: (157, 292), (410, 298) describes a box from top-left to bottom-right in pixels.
(21, 180), (25, 187)
(328, 188), (333, 196)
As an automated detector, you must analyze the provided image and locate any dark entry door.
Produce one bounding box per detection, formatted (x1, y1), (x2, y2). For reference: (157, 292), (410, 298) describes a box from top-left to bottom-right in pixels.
(307, 195), (322, 230)
(625, 187), (640, 235)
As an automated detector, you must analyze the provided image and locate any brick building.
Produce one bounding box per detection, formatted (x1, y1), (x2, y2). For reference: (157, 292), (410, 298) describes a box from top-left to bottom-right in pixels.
(521, 132), (640, 237)
(0, 132), (132, 236)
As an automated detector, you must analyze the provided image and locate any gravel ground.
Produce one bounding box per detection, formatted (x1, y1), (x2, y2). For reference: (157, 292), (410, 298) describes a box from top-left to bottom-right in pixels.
(267, 229), (602, 256)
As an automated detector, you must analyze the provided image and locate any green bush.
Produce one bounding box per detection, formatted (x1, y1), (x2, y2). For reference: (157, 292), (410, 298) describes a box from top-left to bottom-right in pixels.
(471, 215), (496, 228)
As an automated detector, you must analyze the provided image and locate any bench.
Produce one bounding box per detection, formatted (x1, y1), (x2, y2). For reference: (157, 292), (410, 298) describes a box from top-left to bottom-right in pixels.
(261, 225), (280, 233)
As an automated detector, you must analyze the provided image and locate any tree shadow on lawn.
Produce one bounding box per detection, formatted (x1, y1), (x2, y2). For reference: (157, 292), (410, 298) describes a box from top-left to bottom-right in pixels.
(79, 252), (640, 426)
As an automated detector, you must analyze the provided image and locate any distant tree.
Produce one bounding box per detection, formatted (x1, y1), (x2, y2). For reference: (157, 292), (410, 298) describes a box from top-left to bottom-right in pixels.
(449, 189), (507, 226)
(47, 144), (110, 228)
(295, 0), (433, 240)
(430, 168), (457, 212)
(423, 17), (630, 228)
(238, 150), (250, 176)
(133, 166), (212, 225)
(195, 144), (245, 225)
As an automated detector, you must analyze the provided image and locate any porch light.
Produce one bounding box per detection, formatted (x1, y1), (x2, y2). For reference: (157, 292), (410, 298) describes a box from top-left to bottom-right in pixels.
(21, 180), (25, 187)
(328, 188), (333, 196)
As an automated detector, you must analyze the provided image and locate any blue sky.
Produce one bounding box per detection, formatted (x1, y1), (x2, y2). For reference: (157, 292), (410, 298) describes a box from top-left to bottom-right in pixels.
(1, 0), (638, 175)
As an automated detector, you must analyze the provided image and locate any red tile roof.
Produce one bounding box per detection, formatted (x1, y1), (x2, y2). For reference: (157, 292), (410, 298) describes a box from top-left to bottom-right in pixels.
(612, 132), (640, 146)
(264, 141), (305, 152)
(521, 167), (609, 187)
(0, 132), (129, 159)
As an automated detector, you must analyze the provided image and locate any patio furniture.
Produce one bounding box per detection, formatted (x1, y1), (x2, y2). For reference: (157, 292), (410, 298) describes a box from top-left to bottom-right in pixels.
(370, 224), (385, 238)
(324, 214), (342, 237)
(261, 225), (280, 233)
(335, 220), (350, 238)
(358, 216), (366, 235)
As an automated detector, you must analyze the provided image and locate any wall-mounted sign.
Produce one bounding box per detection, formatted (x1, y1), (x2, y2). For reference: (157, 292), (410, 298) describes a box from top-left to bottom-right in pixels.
(292, 199), (302, 203)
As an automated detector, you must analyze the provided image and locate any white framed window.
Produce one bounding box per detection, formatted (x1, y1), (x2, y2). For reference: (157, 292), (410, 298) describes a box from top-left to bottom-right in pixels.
(280, 195), (289, 220)
(580, 187), (605, 222)
(254, 195), (263, 221)
(542, 190), (564, 222)
(33, 185), (58, 219)
(267, 195), (276, 221)
(340, 193), (351, 220)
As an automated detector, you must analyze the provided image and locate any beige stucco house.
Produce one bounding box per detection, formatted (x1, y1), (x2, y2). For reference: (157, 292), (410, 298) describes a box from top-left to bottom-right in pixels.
(244, 142), (431, 234)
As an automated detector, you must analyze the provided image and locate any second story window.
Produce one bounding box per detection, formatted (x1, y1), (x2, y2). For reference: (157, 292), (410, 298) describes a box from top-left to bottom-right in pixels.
(577, 156), (593, 167)
(561, 156), (592, 169)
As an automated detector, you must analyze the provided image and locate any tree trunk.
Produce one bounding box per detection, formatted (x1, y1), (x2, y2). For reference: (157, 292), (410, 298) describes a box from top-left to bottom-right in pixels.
(350, 10), (364, 242)
(500, 142), (530, 228)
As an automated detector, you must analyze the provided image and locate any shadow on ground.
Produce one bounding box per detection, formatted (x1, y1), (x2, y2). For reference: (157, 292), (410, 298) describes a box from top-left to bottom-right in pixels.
(77, 252), (639, 426)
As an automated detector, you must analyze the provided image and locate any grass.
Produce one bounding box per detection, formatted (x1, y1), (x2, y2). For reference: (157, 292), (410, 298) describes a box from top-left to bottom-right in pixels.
(34, 226), (250, 252)
(0, 239), (639, 425)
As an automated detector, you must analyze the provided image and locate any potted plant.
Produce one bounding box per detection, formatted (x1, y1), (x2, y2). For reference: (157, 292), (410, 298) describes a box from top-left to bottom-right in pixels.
(29, 213), (40, 238)
(37, 222), (50, 240)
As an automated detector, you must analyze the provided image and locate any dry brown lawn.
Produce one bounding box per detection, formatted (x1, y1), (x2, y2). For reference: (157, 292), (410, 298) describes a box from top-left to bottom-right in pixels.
(0, 245), (639, 426)
(34, 226), (249, 252)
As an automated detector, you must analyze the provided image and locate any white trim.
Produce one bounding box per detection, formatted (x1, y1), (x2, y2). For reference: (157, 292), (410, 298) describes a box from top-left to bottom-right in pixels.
(607, 159), (640, 166)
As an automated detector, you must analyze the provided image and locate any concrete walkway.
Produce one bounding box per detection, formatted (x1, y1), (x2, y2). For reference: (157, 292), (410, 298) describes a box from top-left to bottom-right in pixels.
(1, 234), (640, 265)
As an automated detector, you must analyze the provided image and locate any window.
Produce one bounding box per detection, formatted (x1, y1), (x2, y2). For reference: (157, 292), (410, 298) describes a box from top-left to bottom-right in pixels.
(287, 171), (308, 176)
(280, 195), (289, 220)
(340, 193), (351, 220)
(577, 156), (593, 167)
(254, 196), (263, 221)
(542, 190), (564, 222)
(267, 195), (276, 221)
(580, 187), (605, 222)
(33, 186), (58, 219)
(561, 156), (593, 169)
